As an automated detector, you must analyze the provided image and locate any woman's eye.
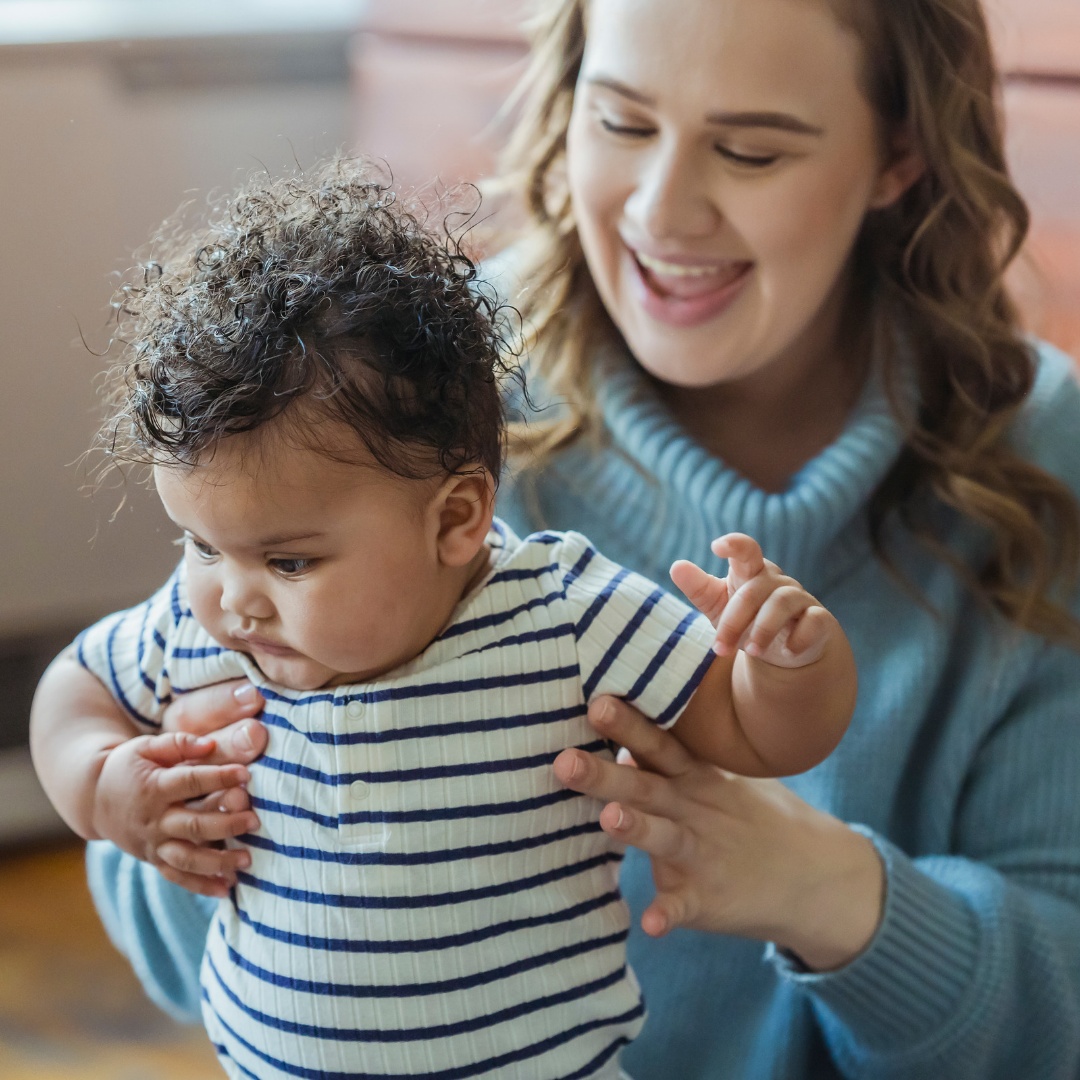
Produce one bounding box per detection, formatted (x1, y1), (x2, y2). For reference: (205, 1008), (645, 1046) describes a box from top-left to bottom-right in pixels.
(599, 117), (654, 138)
(270, 557), (315, 577)
(716, 146), (780, 168)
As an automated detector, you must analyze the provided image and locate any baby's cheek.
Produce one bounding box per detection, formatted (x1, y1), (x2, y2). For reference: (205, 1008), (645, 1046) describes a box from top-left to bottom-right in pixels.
(187, 571), (226, 640)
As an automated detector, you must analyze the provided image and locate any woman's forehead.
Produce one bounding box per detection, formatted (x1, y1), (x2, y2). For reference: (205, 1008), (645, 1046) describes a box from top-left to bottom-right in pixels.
(580, 0), (866, 119)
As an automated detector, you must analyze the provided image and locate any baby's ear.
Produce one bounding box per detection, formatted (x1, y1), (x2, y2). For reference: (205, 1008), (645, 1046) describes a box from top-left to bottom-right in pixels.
(433, 469), (495, 567)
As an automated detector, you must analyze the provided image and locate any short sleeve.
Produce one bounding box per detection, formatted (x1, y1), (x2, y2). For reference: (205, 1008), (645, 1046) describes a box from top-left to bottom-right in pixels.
(75, 562), (235, 731)
(557, 531), (716, 728)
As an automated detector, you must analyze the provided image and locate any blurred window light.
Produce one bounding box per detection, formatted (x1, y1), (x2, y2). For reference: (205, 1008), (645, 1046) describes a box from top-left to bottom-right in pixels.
(0, 0), (370, 46)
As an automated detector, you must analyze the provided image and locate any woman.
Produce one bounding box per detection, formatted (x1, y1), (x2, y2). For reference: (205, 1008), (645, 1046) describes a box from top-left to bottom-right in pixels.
(74, 0), (1080, 1076)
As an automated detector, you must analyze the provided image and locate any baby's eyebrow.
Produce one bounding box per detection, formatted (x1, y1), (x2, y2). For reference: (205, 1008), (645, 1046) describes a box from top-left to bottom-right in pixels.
(256, 532), (325, 547)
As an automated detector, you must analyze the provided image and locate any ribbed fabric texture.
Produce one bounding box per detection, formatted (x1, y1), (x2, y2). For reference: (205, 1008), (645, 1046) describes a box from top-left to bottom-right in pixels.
(81, 525), (715, 1080)
(87, 340), (1080, 1079)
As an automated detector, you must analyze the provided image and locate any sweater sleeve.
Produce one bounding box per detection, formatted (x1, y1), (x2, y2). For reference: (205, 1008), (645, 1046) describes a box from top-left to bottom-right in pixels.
(770, 633), (1080, 1079)
(79, 561), (223, 1021)
(86, 840), (214, 1022)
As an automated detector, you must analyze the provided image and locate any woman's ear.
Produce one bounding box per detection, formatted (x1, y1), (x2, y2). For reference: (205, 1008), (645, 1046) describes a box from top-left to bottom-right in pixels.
(869, 126), (925, 209)
(433, 470), (496, 568)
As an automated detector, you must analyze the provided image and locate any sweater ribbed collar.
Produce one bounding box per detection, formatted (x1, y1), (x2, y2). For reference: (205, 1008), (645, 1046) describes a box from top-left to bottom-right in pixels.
(590, 346), (906, 584)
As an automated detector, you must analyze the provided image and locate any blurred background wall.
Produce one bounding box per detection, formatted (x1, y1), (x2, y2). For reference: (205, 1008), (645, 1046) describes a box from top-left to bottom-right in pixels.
(0, 0), (1076, 844)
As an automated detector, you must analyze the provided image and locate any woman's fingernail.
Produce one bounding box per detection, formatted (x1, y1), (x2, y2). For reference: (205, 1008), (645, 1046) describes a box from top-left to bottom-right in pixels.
(611, 807), (626, 830)
(594, 700), (614, 725)
(236, 722), (255, 753)
(234, 683), (259, 705)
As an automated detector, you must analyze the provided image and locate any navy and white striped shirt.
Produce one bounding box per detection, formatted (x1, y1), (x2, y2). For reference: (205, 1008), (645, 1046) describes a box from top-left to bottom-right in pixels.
(78, 521), (716, 1079)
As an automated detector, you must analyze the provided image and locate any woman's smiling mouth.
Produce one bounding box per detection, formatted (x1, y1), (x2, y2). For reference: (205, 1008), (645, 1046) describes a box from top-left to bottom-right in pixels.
(628, 247), (753, 326)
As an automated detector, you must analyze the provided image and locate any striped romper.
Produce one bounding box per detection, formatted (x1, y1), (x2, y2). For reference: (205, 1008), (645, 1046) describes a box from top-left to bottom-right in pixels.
(77, 521), (716, 1079)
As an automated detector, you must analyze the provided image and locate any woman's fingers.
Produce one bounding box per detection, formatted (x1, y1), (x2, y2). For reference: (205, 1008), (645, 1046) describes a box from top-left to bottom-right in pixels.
(163, 680), (264, 735)
(598, 801), (696, 864)
(554, 743), (679, 820)
(642, 893), (695, 938)
(589, 697), (695, 778)
(191, 718), (268, 767)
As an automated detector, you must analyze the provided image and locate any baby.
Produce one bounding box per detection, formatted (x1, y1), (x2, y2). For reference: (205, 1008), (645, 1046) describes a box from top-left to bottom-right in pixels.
(32, 161), (856, 1080)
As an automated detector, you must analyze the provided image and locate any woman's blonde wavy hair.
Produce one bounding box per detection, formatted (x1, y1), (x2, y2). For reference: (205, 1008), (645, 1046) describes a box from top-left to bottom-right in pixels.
(497, 0), (1080, 647)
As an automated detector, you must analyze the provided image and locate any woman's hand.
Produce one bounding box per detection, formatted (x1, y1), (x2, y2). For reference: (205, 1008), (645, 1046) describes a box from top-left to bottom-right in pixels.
(554, 696), (885, 971)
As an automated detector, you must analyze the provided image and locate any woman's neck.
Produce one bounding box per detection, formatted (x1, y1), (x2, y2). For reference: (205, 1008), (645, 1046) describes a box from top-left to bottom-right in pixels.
(656, 287), (871, 493)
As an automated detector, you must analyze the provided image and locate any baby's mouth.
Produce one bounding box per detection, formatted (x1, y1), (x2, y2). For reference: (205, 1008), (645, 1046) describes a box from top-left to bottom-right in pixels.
(234, 632), (296, 657)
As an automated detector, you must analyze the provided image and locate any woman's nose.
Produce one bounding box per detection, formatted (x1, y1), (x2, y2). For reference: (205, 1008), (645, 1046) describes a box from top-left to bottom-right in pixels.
(219, 570), (274, 621)
(625, 140), (721, 241)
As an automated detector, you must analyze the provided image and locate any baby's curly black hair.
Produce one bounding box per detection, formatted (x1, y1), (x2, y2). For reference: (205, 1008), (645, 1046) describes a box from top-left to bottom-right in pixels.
(103, 158), (519, 483)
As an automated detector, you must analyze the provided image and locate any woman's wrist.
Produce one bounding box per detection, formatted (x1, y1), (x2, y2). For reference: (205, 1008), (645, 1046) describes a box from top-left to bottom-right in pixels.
(775, 814), (886, 972)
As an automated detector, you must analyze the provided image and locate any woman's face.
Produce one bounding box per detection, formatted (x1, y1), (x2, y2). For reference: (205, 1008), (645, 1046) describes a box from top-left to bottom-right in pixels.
(566, 0), (910, 391)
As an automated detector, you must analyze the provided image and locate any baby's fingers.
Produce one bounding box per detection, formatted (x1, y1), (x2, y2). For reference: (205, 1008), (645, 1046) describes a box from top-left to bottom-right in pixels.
(712, 573), (781, 655)
(711, 533), (765, 587)
(187, 785), (252, 815)
(159, 803), (260, 845)
(138, 731), (217, 768)
(670, 560), (729, 625)
(743, 586), (813, 657)
(156, 840), (251, 896)
(154, 763), (250, 805)
(156, 864), (234, 899)
(783, 605), (835, 662)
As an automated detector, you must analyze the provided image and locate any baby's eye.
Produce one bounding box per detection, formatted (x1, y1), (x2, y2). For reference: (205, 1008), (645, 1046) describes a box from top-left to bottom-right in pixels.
(269, 557), (315, 577)
(185, 536), (218, 560)
(716, 145), (780, 168)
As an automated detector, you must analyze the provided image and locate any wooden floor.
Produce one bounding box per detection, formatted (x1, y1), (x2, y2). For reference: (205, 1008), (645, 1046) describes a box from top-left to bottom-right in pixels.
(0, 841), (221, 1079)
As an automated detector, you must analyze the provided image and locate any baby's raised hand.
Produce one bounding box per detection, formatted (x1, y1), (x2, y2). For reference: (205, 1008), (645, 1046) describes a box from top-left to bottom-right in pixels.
(670, 533), (836, 668)
(93, 732), (258, 897)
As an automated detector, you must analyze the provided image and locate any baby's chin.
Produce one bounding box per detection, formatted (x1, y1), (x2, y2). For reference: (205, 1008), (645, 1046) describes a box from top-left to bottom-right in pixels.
(246, 651), (340, 692)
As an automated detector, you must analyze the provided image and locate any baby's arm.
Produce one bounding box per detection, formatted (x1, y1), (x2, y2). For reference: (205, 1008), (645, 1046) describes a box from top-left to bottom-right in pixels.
(30, 651), (257, 896)
(670, 534), (856, 777)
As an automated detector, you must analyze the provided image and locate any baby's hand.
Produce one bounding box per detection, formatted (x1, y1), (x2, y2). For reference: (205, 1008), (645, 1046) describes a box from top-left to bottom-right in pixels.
(671, 533), (836, 668)
(92, 732), (259, 897)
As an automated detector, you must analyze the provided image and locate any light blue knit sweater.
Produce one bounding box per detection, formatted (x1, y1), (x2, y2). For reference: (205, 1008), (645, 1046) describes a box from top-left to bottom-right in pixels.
(87, 340), (1080, 1079)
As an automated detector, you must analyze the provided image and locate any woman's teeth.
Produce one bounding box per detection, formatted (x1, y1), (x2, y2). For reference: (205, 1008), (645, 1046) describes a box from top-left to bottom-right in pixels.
(635, 252), (746, 282)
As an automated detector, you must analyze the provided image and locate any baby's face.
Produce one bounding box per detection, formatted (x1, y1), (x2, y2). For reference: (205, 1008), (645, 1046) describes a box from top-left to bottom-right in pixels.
(155, 433), (465, 690)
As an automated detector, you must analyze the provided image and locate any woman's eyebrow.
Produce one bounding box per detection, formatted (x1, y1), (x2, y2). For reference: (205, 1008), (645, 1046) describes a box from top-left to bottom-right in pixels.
(586, 76), (655, 105)
(705, 111), (824, 136)
(586, 76), (823, 136)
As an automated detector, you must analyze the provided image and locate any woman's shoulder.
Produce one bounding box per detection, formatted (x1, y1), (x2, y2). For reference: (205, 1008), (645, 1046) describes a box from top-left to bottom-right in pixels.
(1012, 340), (1080, 489)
